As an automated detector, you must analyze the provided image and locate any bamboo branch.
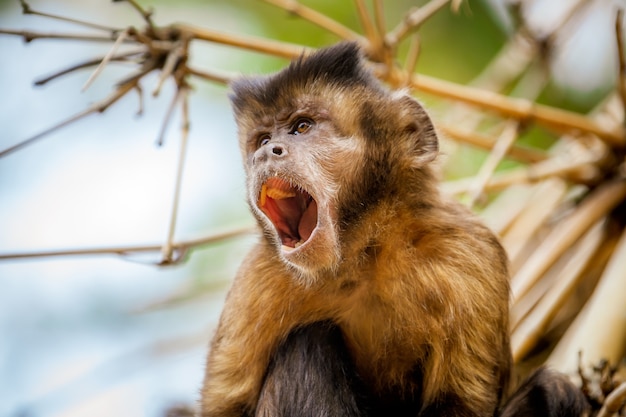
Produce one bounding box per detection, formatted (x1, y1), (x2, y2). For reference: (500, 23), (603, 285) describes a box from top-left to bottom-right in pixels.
(352, 0), (378, 46)
(173, 23), (309, 59)
(82, 28), (130, 92)
(0, 227), (254, 262)
(260, 0), (362, 41)
(19, 0), (120, 33)
(597, 382), (626, 417)
(510, 180), (626, 302)
(467, 120), (520, 207)
(511, 221), (605, 362)
(548, 227), (626, 373)
(410, 73), (626, 146)
(0, 80), (137, 158)
(386, 0), (451, 47)
(34, 50), (143, 86)
(615, 8), (626, 124)
(0, 29), (118, 42)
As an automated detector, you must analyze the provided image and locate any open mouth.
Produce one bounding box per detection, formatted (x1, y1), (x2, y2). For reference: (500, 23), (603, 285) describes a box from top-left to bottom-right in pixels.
(258, 177), (318, 250)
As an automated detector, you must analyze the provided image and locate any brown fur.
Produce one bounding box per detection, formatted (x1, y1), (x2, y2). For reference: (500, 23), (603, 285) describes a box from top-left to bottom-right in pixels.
(201, 43), (511, 417)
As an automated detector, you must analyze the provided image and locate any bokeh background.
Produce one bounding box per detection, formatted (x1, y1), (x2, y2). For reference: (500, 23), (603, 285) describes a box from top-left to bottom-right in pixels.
(0, 0), (621, 416)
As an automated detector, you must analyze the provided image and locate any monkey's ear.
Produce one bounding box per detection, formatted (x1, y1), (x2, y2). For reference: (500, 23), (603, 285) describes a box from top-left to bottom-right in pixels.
(396, 94), (439, 164)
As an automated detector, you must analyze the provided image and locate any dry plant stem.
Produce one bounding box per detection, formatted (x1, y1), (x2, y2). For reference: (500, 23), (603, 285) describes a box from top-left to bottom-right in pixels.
(372, 0), (386, 41)
(123, 0), (155, 30)
(438, 124), (547, 163)
(511, 222), (605, 362)
(503, 179), (567, 266)
(510, 180), (626, 302)
(478, 184), (535, 235)
(153, 40), (185, 97)
(161, 89), (190, 265)
(34, 51), (143, 86)
(174, 23), (309, 59)
(404, 34), (421, 77)
(352, 0), (378, 46)
(548, 227), (626, 374)
(0, 29), (118, 42)
(597, 382), (626, 417)
(615, 8), (626, 122)
(386, 0), (451, 47)
(0, 80), (136, 158)
(443, 150), (602, 195)
(467, 120), (520, 207)
(409, 73), (626, 146)
(260, 0), (362, 41)
(187, 67), (235, 85)
(0, 226), (254, 262)
(157, 86), (184, 147)
(82, 28), (130, 92)
(19, 0), (120, 32)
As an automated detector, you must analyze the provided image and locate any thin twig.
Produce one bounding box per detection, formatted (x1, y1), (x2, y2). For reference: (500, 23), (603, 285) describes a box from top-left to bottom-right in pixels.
(0, 29), (119, 42)
(0, 80), (137, 158)
(438, 124), (547, 163)
(403, 34), (421, 80)
(615, 8), (626, 124)
(260, 0), (362, 41)
(156, 87), (183, 147)
(386, 0), (450, 47)
(82, 28), (130, 92)
(121, 0), (156, 31)
(187, 67), (234, 85)
(161, 89), (190, 265)
(34, 50), (143, 86)
(467, 120), (520, 207)
(19, 0), (120, 33)
(372, 0), (386, 42)
(0, 226), (254, 262)
(352, 0), (378, 46)
(153, 41), (185, 97)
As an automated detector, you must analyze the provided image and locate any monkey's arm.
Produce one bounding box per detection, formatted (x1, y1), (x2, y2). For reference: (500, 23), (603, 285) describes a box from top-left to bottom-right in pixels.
(200, 247), (318, 417)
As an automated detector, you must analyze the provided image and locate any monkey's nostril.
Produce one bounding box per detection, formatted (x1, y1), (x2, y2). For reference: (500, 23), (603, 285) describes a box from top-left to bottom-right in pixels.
(272, 146), (284, 156)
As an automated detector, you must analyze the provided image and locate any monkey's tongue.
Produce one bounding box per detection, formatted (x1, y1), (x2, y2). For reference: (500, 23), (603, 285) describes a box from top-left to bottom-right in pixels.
(259, 180), (317, 248)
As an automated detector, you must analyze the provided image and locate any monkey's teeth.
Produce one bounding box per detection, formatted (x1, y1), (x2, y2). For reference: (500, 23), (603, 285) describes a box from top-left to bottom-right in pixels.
(282, 245), (295, 252)
(294, 240), (304, 248)
(267, 187), (296, 200)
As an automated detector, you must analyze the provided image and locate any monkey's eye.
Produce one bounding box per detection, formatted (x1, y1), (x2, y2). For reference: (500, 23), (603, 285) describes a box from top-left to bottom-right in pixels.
(290, 118), (313, 135)
(258, 134), (271, 147)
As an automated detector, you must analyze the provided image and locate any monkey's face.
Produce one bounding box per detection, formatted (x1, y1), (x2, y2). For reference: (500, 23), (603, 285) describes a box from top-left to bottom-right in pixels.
(237, 97), (363, 277)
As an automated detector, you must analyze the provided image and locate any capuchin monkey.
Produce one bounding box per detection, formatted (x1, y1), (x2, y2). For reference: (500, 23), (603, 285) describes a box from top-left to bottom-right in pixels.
(200, 42), (588, 417)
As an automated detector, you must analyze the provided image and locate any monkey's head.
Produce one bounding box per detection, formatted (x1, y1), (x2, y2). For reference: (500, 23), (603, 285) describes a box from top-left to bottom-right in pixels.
(229, 42), (438, 280)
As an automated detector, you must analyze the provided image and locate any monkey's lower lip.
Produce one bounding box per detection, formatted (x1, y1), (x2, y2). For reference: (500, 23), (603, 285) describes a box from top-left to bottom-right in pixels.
(258, 177), (317, 249)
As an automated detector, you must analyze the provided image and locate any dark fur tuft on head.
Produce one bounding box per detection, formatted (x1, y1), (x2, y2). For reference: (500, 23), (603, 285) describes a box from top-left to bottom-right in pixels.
(229, 42), (375, 114)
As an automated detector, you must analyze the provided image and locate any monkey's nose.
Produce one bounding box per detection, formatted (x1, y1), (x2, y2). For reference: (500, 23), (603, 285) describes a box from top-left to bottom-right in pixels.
(270, 144), (286, 157)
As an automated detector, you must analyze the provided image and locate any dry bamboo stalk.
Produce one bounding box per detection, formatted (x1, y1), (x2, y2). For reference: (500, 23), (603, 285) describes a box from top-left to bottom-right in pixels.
(438, 124), (547, 163)
(502, 179), (568, 265)
(477, 184), (536, 235)
(260, 0), (363, 41)
(0, 226), (254, 262)
(352, 0), (378, 45)
(385, 0), (451, 47)
(409, 73), (625, 146)
(510, 180), (626, 302)
(443, 150), (602, 195)
(467, 120), (520, 207)
(174, 23), (310, 59)
(596, 382), (626, 417)
(511, 222), (605, 362)
(548, 227), (626, 374)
